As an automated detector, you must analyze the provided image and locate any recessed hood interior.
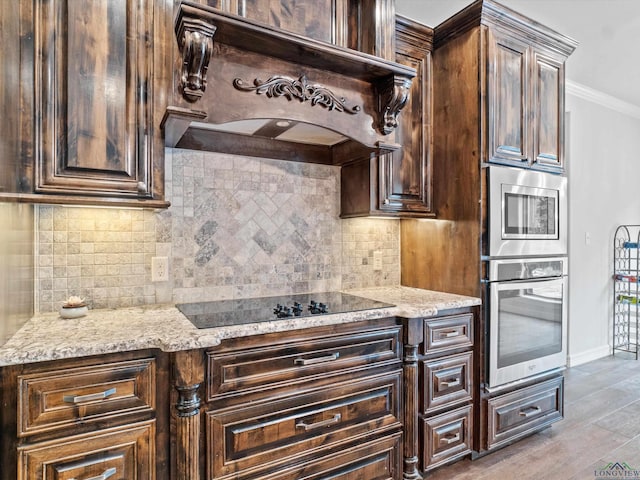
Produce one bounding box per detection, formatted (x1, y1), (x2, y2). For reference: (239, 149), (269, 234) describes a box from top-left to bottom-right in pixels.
(162, 1), (416, 165)
(190, 119), (348, 147)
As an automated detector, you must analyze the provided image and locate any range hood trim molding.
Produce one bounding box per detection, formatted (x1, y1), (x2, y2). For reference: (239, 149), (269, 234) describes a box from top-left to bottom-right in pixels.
(165, 1), (416, 163)
(176, 2), (416, 86)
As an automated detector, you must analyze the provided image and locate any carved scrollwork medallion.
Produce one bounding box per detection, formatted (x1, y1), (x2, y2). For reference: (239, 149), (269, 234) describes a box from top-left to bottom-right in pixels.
(378, 74), (413, 135)
(233, 75), (361, 114)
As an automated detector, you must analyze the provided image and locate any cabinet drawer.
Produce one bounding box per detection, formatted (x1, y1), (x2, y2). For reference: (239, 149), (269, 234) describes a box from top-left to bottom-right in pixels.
(422, 405), (472, 471)
(486, 376), (563, 450)
(258, 433), (401, 480)
(18, 358), (155, 437)
(18, 420), (155, 480)
(423, 314), (473, 355)
(422, 352), (473, 414)
(207, 326), (401, 399)
(206, 372), (402, 479)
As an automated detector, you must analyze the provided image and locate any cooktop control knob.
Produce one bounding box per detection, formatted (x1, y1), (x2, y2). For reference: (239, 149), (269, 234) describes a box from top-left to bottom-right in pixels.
(308, 301), (329, 314)
(273, 304), (293, 318)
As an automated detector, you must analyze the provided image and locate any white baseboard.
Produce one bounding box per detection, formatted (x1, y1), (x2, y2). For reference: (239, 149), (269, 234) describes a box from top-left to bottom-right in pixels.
(567, 344), (611, 367)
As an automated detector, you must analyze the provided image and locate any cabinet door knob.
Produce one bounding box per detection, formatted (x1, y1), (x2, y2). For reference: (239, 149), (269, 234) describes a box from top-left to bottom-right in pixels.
(63, 387), (117, 404)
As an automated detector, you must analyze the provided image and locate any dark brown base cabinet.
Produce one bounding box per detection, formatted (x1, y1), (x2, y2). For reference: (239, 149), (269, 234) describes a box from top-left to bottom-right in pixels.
(0, 350), (168, 480)
(401, 309), (477, 478)
(1, 311), (481, 479)
(480, 375), (563, 453)
(172, 318), (405, 480)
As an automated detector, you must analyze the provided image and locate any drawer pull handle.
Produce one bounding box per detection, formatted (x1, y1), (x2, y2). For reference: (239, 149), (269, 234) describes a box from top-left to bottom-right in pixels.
(72, 467), (117, 480)
(63, 387), (117, 404)
(519, 406), (542, 418)
(441, 330), (461, 338)
(441, 378), (461, 389)
(294, 352), (340, 366)
(296, 413), (342, 431)
(439, 432), (460, 445)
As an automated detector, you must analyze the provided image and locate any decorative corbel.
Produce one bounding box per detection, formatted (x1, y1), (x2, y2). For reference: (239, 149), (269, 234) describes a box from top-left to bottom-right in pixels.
(378, 74), (413, 135)
(176, 16), (217, 102)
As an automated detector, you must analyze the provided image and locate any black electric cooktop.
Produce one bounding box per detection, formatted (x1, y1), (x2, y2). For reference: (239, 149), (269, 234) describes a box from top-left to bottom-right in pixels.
(177, 292), (394, 329)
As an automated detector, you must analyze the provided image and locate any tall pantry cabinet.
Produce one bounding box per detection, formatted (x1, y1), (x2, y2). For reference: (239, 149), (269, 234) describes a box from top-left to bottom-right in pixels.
(401, 0), (577, 298)
(400, 0), (577, 454)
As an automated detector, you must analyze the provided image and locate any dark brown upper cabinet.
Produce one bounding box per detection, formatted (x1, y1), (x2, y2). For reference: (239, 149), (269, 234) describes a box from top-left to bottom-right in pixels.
(340, 16), (434, 218)
(487, 27), (569, 172)
(432, 0), (578, 174)
(193, 0), (396, 59)
(1, 0), (170, 207)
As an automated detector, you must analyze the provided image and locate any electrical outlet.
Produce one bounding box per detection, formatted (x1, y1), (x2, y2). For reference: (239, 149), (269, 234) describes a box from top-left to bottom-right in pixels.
(151, 256), (169, 282)
(373, 250), (383, 271)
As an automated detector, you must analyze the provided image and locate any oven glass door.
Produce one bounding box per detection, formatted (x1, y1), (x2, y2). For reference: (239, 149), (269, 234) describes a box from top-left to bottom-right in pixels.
(489, 276), (567, 388)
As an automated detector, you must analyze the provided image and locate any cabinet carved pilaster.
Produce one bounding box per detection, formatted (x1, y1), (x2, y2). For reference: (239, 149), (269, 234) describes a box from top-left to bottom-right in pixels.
(175, 384), (202, 480)
(402, 318), (424, 480)
(403, 343), (422, 480)
(172, 350), (205, 480)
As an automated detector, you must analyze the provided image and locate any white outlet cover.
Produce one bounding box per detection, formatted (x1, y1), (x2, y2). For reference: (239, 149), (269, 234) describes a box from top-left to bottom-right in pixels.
(152, 256), (169, 282)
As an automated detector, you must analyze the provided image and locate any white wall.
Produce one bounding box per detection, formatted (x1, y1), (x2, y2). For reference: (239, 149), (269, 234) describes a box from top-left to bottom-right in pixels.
(566, 89), (640, 365)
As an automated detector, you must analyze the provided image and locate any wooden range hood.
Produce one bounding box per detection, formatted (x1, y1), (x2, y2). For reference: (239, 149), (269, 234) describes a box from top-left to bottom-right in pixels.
(161, 1), (417, 165)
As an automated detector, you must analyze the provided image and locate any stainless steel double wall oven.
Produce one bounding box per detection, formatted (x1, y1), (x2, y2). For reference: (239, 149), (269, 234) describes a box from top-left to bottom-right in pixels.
(485, 165), (568, 388)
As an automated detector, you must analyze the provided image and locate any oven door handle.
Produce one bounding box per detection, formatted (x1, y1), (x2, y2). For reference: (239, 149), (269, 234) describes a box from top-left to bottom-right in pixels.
(492, 276), (565, 286)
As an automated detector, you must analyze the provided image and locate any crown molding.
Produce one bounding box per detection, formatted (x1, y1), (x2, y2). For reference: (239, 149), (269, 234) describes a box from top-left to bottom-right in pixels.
(566, 79), (640, 120)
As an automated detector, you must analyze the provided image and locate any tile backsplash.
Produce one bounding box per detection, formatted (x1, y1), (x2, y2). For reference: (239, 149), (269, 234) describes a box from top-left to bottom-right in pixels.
(36, 149), (400, 313)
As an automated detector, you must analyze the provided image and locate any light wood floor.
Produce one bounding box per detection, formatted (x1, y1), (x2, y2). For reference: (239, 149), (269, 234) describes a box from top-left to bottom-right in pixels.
(429, 353), (640, 479)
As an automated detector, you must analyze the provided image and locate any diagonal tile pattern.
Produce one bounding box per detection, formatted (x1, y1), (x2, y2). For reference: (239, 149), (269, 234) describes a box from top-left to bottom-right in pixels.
(36, 149), (400, 311)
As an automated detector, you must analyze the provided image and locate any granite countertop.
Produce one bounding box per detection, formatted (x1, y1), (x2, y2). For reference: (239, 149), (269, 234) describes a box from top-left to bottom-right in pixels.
(0, 286), (480, 367)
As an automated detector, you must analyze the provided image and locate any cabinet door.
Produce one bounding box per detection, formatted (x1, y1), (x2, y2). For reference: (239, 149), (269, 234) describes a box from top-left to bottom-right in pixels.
(487, 29), (530, 166)
(485, 376), (563, 451)
(18, 421), (155, 480)
(377, 18), (433, 216)
(422, 405), (472, 471)
(531, 50), (565, 171)
(265, 433), (401, 480)
(206, 372), (402, 478)
(34, 0), (154, 199)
